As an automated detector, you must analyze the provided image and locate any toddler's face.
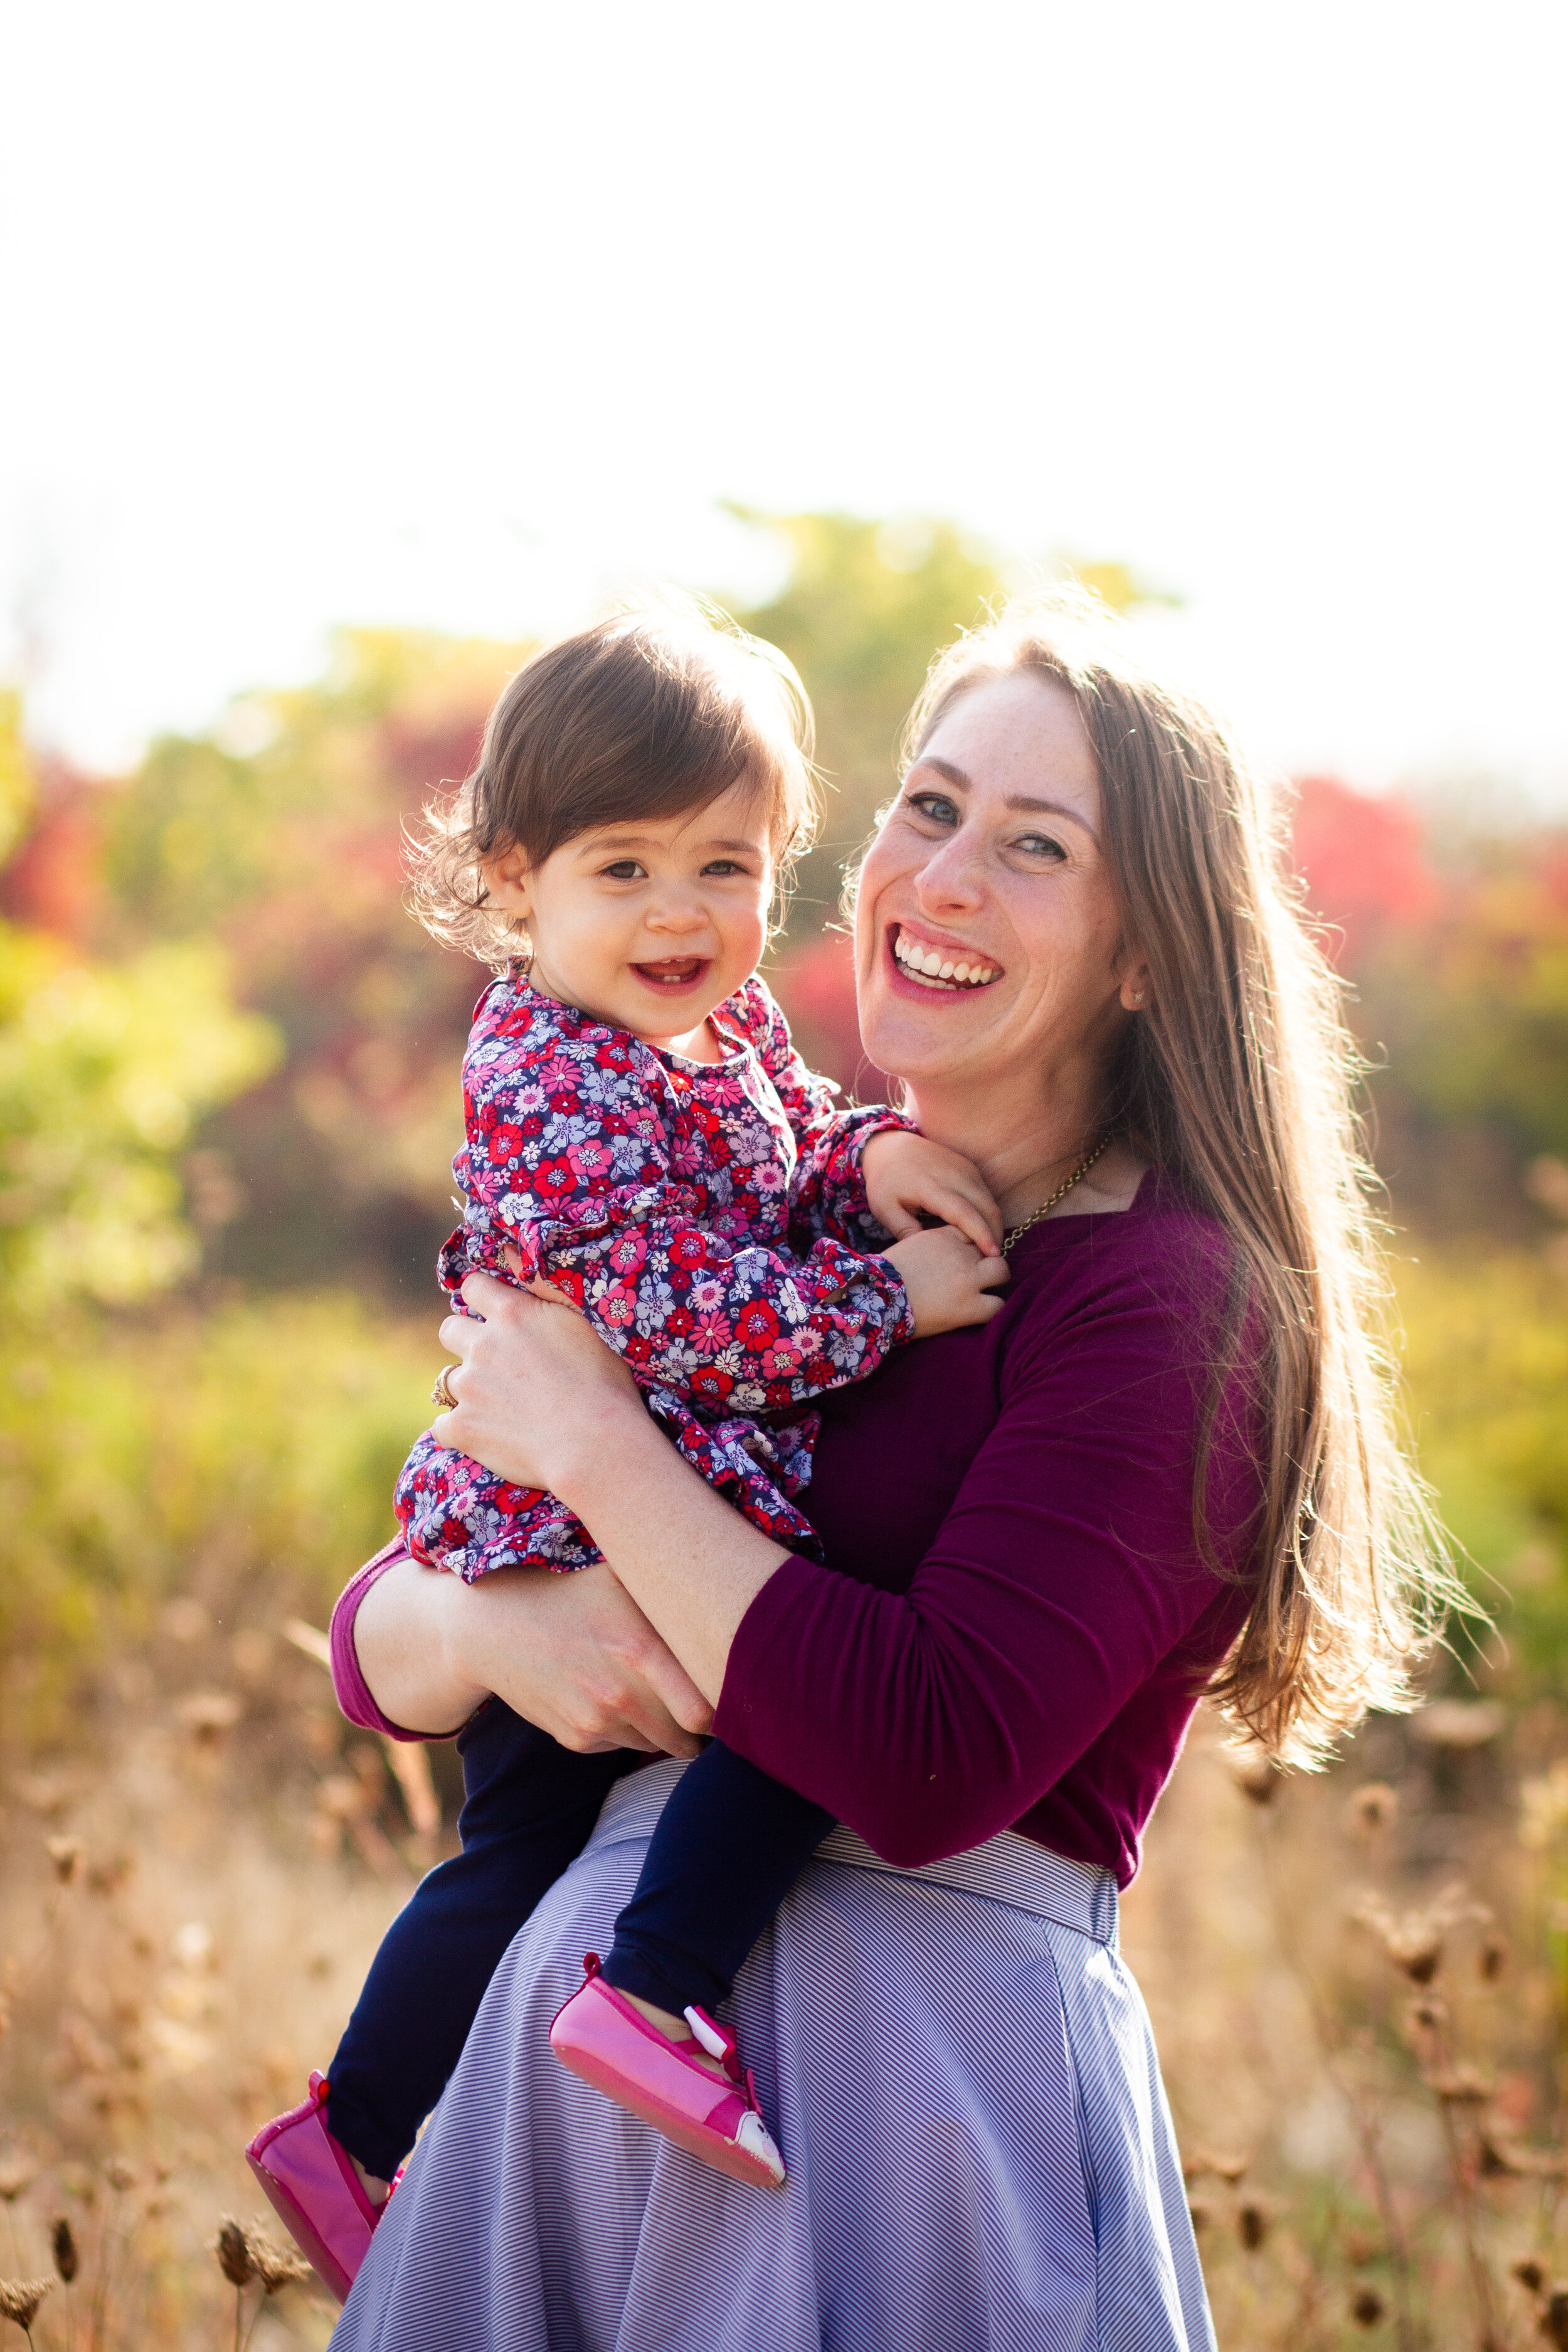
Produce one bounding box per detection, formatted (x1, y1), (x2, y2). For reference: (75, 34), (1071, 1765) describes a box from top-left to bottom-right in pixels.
(484, 777), (775, 1051)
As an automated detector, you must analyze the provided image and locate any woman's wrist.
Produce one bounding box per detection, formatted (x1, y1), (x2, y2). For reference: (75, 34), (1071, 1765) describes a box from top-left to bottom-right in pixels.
(428, 1569), (498, 1721)
(547, 1389), (667, 1520)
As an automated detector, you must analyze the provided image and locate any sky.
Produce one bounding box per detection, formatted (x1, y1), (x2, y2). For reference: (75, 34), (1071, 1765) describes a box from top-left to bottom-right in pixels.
(3, 0), (1567, 801)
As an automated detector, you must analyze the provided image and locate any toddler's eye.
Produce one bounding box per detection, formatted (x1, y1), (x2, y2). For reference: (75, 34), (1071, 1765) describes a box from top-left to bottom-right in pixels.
(602, 860), (645, 881)
(701, 859), (747, 876)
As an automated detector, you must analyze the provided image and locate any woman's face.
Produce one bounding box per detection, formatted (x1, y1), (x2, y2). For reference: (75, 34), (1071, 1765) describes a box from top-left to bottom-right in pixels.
(854, 671), (1138, 1107)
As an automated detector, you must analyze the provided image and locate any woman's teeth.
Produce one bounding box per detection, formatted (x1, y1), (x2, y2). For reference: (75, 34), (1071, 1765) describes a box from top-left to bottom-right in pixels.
(892, 933), (999, 990)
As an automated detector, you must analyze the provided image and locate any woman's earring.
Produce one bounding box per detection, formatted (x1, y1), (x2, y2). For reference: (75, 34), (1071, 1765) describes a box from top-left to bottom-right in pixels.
(1129, 990), (1146, 1008)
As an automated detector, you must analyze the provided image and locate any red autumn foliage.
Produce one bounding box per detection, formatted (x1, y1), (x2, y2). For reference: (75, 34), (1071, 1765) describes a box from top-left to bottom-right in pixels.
(0, 761), (109, 945)
(1290, 775), (1443, 967)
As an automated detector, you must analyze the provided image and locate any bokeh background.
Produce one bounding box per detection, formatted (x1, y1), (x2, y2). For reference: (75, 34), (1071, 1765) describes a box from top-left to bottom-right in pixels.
(3, 4), (1567, 2346)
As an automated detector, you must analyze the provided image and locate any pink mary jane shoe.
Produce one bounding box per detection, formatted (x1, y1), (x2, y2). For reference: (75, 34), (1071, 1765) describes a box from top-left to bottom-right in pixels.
(549, 1954), (786, 2189)
(245, 2072), (388, 2302)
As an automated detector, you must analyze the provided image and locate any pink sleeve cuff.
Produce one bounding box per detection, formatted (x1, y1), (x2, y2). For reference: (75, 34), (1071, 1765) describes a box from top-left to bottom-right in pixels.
(329, 1538), (455, 1742)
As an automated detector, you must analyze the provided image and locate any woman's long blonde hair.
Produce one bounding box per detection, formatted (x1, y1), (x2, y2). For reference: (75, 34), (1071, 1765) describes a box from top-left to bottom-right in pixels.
(903, 590), (1462, 1766)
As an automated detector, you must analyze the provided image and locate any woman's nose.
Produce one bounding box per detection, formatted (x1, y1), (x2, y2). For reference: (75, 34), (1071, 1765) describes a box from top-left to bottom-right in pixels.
(914, 834), (985, 914)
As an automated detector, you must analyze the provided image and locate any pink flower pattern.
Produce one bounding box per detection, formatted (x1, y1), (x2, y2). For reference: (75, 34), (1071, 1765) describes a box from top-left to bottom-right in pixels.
(393, 972), (914, 1577)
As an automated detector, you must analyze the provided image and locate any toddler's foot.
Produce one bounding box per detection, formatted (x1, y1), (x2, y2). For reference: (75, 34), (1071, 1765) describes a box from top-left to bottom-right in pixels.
(245, 2072), (390, 2302)
(618, 1990), (733, 2082)
(549, 1954), (785, 2188)
(351, 2155), (393, 2208)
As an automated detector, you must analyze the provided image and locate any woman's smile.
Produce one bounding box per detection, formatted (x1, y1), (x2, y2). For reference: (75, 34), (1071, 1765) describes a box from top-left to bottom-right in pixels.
(887, 922), (1003, 994)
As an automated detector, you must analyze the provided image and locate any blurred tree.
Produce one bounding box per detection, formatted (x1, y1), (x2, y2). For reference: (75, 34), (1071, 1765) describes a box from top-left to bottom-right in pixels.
(0, 694), (278, 1316)
(1397, 1248), (1568, 1655)
(1292, 777), (1568, 1236)
(92, 630), (527, 1293)
(1053, 556), (1180, 615)
(0, 690), (33, 864)
(0, 922), (279, 1316)
(1291, 775), (1442, 967)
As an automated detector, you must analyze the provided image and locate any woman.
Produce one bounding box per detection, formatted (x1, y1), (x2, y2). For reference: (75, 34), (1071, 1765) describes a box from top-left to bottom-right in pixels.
(327, 592), (1448, 2351)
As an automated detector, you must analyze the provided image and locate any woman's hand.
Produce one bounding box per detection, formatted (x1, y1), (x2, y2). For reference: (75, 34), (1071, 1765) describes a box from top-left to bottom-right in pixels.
(428, 1264), (792, 1705)
(859, 1129), (1003, 1256)
(455, 1561), (714, 1754)
(354, 1551), (712, 1756)
(432, 1269), (642, 1496)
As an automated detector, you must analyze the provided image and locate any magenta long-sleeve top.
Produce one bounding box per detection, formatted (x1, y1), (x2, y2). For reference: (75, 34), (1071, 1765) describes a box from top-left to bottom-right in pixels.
(334, 1171), (1263, 1889)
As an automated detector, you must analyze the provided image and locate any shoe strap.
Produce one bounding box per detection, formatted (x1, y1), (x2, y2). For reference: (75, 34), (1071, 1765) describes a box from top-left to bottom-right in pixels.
(683, 2005), (736, 2063)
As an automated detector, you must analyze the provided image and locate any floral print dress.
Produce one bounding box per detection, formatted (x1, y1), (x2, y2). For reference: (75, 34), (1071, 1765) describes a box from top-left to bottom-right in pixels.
(393, 972), (914, 1578)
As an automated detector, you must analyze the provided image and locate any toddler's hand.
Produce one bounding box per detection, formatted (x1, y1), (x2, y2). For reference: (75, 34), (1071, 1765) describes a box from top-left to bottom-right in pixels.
(859, 1129), (1003, 1257)
(882, 1224), (1010, 1338)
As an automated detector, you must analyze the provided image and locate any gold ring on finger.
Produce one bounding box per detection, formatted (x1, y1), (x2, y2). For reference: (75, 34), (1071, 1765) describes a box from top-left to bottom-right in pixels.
(431, 1366), (458, 1411)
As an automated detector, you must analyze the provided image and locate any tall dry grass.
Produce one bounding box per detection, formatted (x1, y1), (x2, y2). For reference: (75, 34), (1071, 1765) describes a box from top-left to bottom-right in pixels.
(1123, 1693), (1568, 2352)
(0, 1624), (433, 2349)
(4, 1644), (1565, 2348)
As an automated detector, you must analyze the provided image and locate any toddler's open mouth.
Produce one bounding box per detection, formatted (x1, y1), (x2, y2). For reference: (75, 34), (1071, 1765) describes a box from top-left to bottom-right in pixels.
(632, 956), (712, 992)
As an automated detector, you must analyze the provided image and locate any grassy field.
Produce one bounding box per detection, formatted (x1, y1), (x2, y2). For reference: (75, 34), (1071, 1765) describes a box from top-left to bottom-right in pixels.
(0, 1245), (1564, 2348)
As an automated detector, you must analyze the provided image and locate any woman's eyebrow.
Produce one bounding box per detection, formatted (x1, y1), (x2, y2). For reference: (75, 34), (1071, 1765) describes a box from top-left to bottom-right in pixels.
(910, 755), (1099, 842)
(1006, 795), (1098, 842)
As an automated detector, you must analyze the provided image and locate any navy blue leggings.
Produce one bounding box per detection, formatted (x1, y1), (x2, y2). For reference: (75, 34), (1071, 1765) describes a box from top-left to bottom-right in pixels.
(325, 1703), (830, 2181)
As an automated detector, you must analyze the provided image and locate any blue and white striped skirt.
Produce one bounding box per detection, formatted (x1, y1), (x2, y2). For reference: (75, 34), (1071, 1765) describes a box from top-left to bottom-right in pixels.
(332, 1759), (1214, 2352)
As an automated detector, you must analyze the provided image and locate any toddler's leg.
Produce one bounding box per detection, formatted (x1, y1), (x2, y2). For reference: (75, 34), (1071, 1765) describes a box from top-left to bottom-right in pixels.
(599, 1742), (833, 2019)
(325, 1703), (634, 2180)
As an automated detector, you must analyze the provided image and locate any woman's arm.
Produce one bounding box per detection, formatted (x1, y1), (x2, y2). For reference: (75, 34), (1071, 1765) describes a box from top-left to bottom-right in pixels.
(437, 1248), (1263, 1866)
(350, 1546), (716, 1756)
(432, 1274), (787, 1702)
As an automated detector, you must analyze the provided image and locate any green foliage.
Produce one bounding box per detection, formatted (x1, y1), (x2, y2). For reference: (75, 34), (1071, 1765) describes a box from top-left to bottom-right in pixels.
(1055, 556), (1181, 614)
(0, 1293), (430, 1740)
(93, 628), (525, 1287)
(1291, 779), (1568, 1231)
(0, 690), (35, 867)
(0, 921), (278, 1313)
(100, 628), (523, 946)
(1357, 867), (1568, 1172)
(1394, 1248), (1568, 1666)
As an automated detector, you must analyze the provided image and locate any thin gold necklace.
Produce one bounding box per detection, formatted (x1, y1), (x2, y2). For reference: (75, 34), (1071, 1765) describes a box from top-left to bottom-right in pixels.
(1001, 1136), (1113, 1253)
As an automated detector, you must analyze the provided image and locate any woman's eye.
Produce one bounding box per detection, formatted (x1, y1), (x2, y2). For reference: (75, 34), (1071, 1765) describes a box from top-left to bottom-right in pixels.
(1016, 832), (1067, 862)
(904, 792), (959, 828)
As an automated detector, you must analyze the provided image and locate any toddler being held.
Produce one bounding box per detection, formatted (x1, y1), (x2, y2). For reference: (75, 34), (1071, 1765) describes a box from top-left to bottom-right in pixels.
(246, 600), (1006, 2291)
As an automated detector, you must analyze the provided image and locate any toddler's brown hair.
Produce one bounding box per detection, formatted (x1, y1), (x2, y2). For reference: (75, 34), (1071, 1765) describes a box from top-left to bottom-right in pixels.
(408, 596), (819, 965)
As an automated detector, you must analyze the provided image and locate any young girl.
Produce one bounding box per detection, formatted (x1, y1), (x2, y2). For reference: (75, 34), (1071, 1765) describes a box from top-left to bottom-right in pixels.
(246, 603), (1007, 2292)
